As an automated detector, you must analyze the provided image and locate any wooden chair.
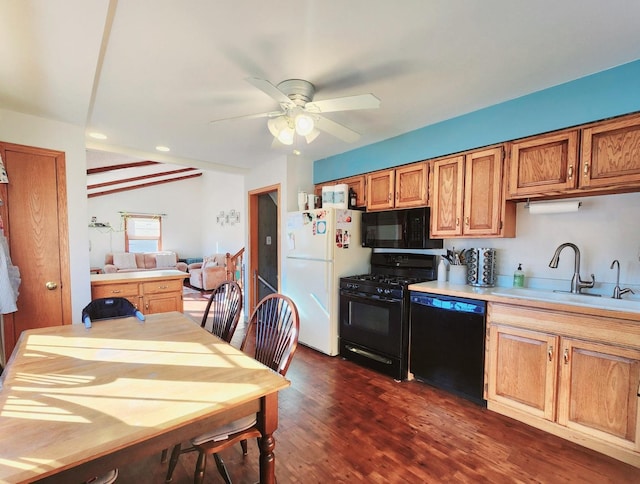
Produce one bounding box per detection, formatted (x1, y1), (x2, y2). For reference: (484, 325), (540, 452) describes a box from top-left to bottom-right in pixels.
(81, 297), (142, 484)
(160, 280), (243, 467)
(164, 293), (299, 484)
(200, 280), (243, 343)
(81, 297), (144, 328)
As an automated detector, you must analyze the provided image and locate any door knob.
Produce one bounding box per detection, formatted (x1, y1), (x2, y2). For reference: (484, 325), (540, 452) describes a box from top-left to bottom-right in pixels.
(45, 281), (58, 290)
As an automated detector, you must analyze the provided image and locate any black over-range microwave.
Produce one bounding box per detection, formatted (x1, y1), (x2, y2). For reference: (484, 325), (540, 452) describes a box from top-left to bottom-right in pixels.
(361, 207), (443, 249)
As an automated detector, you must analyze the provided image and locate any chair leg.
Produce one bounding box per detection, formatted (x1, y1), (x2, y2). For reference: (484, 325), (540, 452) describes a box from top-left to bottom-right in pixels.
(194, 451), (207, 484)
(165, 444), (181, 483)
(240, 438), (248, 455)
(213, 453), (232, 484)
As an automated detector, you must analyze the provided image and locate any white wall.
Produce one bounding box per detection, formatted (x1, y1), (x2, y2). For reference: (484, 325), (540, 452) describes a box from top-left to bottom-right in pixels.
(437, 192), (640, 295)
(0, 108), (90, 323)
(199, 170), (245, 256)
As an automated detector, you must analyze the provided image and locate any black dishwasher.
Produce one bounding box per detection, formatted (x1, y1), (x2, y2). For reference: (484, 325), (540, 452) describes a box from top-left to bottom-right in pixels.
(409, 292), (486, 405)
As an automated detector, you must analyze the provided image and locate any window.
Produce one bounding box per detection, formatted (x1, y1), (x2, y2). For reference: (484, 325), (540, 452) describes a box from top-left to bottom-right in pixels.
(125, 215), (162, 252)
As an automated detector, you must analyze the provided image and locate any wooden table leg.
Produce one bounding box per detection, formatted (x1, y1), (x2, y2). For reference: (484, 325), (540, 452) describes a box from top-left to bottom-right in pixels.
(257, 392), (279, 484)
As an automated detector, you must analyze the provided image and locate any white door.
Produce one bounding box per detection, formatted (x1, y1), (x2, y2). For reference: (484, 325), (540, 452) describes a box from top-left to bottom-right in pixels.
(284, 257), (337, 356)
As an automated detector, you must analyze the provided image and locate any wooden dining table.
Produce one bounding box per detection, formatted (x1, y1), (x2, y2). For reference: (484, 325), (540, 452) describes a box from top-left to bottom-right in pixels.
(0, 311), (290, 483)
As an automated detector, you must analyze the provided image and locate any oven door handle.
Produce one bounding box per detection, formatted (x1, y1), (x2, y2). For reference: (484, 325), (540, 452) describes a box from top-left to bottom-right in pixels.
(340, 290), (403, 304)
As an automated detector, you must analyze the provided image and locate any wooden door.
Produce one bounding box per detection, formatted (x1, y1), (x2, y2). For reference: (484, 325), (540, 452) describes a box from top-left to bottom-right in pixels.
(430, 155), (464, 237)
(557, 337), (640, 451)
(463, 147), (504, 237)
(488, 324), (558, 421)
(0, 142), (71, 358)
(581, 113), (640, 189)
(508, 130), (579, 198)
(366, 169), (394, 210)
(395, 162), (428, 208)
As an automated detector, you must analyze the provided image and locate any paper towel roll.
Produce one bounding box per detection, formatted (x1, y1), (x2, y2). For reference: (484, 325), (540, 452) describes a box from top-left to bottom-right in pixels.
(528, 200), (581, 214)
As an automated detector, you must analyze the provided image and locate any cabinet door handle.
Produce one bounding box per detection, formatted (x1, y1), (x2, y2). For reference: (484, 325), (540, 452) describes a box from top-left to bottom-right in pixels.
(583, 163), (590, 176)
(456, 217), (460, 227)
(111, 289), (122, 294)
(388, 192), (392, 202)
(548, 345), (553, 362)
(158, 285), (168, 289)
(465, 216), (469, 226)
(567, 165), (573, 180)
(563, 348), (569, 364)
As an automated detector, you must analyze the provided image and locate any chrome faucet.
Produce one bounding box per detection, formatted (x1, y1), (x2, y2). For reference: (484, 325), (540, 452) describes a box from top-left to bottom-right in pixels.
(548, 242), (595, 294)
(610, 259), (635, 299)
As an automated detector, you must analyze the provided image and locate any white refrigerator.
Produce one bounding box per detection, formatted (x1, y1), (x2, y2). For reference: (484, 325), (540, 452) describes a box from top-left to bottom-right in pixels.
(284, 208), (371, 356)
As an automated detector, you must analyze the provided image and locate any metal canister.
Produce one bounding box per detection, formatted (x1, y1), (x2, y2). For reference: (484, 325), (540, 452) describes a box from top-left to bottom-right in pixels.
(464, 248), (497, 287)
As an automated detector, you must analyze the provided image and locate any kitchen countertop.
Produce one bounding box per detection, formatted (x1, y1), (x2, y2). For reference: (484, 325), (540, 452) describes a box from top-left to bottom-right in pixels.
(408, 281), (640, 322)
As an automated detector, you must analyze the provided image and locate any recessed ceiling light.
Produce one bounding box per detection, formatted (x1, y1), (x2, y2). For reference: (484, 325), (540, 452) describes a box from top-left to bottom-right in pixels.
(89, 132), (107, 140)
(155, 146), (170, 152)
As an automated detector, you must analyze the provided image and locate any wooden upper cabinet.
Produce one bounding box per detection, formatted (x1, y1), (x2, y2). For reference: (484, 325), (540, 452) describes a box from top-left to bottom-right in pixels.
(581, 113), (640, 190)
(341, 175), (366, 207)
(508, 130), (579, 198)
(367, 162), (428, 211)
(315, 174), (367, 208)
(395, 162), (428, 208)
(367, 169), (395, 210)
(432, 146), (514, 238)
(431, 155), (464, 237)
(464, 147), (508, 237)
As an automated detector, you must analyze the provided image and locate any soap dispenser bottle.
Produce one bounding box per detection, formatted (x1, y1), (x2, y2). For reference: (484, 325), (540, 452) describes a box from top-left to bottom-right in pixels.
(437, 257), (448, 282)
(513, 263), (525, 288)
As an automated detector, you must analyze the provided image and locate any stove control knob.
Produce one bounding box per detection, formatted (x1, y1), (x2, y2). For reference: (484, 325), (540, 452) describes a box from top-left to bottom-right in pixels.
(376, 287), (383, 294)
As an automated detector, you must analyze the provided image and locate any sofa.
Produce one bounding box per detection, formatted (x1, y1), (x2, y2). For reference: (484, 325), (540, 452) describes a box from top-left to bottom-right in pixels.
(188, 253), (228, 290)
(103, 252), (188, 274)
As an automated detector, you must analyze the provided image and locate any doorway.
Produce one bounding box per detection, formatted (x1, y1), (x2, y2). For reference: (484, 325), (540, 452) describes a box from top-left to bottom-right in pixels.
(0, 142), (71, 360)
(248, 184), (280, 315)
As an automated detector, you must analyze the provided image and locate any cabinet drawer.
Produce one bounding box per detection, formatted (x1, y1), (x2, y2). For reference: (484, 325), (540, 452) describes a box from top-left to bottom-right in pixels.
(142, 278), (183, 295)
(92, 283), (139, 299)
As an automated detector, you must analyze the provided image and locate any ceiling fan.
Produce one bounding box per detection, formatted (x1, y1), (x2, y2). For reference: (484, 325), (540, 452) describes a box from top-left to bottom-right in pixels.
(211, 78), (380, 146)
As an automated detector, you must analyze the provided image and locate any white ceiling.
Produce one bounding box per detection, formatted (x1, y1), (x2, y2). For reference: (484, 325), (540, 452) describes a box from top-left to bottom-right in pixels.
(2, 0), (640, 175)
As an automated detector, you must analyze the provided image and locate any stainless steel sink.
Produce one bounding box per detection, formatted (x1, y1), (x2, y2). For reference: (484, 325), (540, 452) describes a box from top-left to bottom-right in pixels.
(491, 287), (640, 313)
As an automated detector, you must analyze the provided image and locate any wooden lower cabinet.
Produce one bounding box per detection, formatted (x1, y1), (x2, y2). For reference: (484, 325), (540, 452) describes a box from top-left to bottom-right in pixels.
(558, 338), (640, 450)
(489, 325), (558, 421)
(487, 303), (640, 467)
(90, 270), (185, 314)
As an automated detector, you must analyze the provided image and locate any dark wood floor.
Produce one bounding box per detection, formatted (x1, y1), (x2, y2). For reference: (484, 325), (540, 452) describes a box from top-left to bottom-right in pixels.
(117, 291), (640, 483)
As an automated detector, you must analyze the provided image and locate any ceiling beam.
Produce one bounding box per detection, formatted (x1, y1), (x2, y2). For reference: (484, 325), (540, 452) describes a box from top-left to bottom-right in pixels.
(87, 160), (159, 174)
(88, 172), (202, 198)
(88, 167), (199, 189)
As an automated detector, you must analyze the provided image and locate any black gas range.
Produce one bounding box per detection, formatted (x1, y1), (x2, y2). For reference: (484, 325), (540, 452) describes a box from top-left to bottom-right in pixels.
(338, 252), (436, 380)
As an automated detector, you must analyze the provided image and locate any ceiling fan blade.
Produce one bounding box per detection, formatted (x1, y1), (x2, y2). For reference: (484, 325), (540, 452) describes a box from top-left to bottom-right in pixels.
(314, 115), (361, 143)
(209, 110), (282, 124)
(305, 93), (380, 114)
(245, 77), (295, 108)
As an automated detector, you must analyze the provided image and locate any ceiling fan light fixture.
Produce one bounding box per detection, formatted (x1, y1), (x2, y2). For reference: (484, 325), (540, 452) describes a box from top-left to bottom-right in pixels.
(277, 125), (295, 145)
(294, 113), (315, 136)
(267, 117), (281, 137)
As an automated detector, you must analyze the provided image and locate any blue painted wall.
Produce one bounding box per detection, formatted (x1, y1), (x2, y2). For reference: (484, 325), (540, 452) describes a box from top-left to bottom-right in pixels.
(314, 59), (640, 183)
